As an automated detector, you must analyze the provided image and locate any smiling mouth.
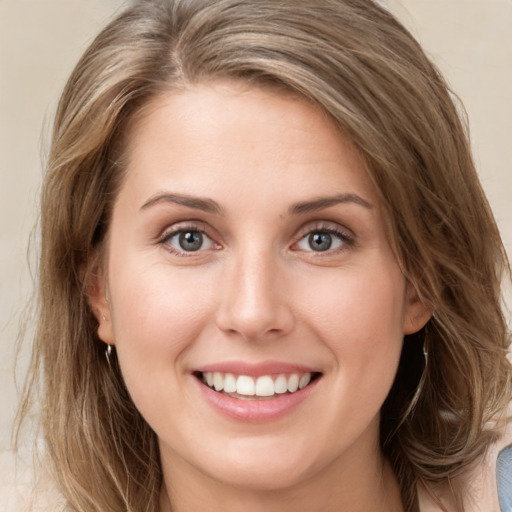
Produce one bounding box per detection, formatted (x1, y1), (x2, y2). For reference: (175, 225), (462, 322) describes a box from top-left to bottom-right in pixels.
(194, 371), (322, 400)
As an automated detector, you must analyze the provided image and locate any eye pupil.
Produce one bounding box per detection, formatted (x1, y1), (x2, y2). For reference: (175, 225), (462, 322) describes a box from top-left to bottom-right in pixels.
(179, 231), (203, 251)
(309, 232), (332, 251)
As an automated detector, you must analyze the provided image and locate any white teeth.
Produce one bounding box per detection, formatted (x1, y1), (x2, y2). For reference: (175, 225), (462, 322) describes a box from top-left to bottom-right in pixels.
(213, 372), (224, 392)
(274, 374), (288, 394)
(287, 374), (299, 393)
(236, 375), (255, 396)
(223, 373), (237, 393)
(201, 371), (314, 397)
(255, 376), (275, 397)
(299, 373), (311, 389)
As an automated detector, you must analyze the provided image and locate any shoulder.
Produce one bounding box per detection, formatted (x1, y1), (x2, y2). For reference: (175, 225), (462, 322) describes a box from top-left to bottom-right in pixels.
(0, 449), (33, 512)
(497, 416), (512, 512)
(464, 416), (512, 512)
(0, 449), (65, 512)
(418, 406), (512, 512)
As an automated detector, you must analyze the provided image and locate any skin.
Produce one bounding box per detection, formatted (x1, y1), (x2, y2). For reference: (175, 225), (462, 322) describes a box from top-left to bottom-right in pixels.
(90, 82), (430, 512)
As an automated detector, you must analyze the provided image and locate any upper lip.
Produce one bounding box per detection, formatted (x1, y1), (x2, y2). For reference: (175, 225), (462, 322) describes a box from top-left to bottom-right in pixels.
(193, 360), (321, 377)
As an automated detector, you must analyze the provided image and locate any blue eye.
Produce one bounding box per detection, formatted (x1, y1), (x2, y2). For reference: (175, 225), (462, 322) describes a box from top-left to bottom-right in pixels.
(295, 229), (348, 252)
(165, 229), (215, 253)
(308, 232), (333, 252)
(177, 231), (203, 251)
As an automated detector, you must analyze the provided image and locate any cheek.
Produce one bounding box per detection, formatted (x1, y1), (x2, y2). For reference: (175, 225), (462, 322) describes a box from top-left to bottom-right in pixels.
(107, 259), (216, 375)
(303, 263), (406, 347)
(106, 260), (222, 427)
(298, 262), (406, 400)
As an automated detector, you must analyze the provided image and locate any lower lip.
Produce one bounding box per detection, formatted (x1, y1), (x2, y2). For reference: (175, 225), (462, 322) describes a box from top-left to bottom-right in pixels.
(194, 376), (320, 423)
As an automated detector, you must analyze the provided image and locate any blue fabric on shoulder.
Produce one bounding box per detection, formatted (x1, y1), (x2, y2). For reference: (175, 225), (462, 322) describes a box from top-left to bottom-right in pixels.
(498, 444), (512, 512)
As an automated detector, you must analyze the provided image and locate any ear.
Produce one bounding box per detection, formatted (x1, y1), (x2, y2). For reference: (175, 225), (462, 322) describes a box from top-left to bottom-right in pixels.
(84, 255), (115, 346)
(403, 281), (433, 335)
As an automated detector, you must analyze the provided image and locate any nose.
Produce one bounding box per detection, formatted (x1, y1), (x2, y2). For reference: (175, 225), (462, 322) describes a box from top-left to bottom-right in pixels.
(215, 249), (294, 342)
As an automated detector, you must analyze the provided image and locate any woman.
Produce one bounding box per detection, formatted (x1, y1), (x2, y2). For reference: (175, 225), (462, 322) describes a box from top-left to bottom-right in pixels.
(16, 0), (512, 511)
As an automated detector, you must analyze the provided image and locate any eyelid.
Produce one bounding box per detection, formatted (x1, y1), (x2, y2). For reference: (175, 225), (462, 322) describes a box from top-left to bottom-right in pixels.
(290, 221), (355, 253)
(156, 220), (209, 241)
(157, 221), (221, 255)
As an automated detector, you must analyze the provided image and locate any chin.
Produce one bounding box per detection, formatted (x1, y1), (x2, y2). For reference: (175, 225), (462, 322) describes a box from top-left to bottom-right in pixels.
(211, 462), (312, 492)
(194, 439), (323, 492)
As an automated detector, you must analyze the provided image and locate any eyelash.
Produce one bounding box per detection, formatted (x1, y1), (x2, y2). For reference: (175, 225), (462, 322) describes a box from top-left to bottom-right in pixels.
(158, 222), (219, 257)
(291, 222), (355, 255)
(157, 221), (355, 257)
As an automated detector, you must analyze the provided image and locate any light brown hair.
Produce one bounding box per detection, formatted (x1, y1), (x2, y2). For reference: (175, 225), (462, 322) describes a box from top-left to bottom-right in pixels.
(17, 1), (511, 511)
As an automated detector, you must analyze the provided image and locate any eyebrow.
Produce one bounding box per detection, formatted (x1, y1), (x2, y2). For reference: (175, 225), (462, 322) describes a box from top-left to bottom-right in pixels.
(140, 191), (372, 216)
(140, 192), (224, 215)
(289, 193), (373, 215)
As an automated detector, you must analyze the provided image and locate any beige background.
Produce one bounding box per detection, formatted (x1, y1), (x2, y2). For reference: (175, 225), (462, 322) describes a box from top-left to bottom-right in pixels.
(1, 0), (511, 492)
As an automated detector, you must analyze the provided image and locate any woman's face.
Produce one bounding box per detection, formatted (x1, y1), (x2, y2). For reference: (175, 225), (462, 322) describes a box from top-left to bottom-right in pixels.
(92, 82), (428, 493)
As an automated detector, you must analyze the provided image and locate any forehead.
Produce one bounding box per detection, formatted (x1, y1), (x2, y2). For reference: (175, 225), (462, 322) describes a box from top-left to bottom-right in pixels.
(129, 81), (343, 156)
(117, 81), (378, 213)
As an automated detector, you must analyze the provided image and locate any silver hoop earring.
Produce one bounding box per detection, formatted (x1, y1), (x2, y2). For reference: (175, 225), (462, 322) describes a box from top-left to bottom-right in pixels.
(408, 339), (428, 413)
(105, 344), (114, 368)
